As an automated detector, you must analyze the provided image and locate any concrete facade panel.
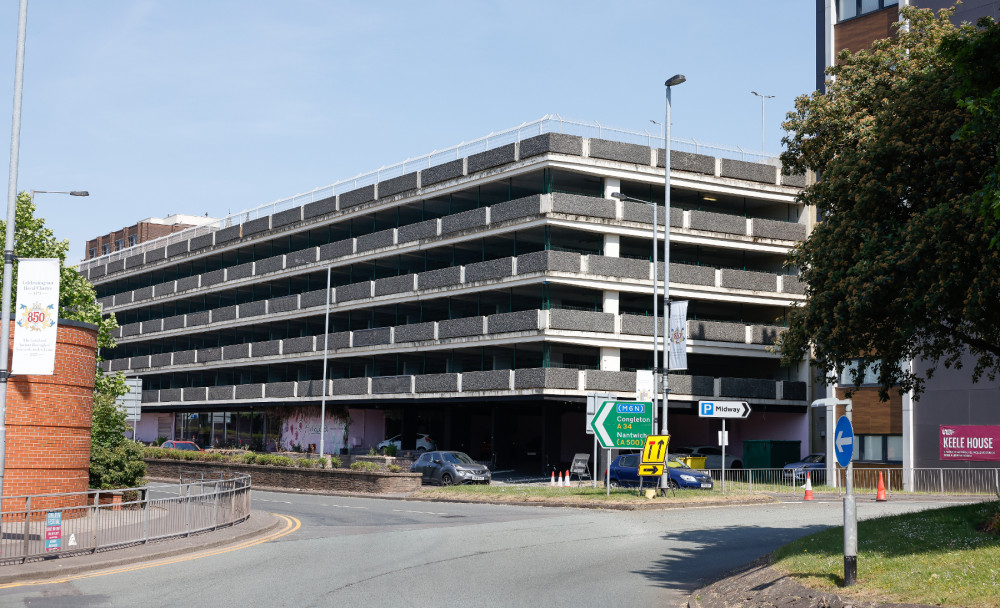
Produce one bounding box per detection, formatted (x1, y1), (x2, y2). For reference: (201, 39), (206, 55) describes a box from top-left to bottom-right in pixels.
(397, 218), (438, 243)
(465, 257), (514, 282)
(189, 233), (214, 251)
(151, 353), (172, 367)
(462, 370), (511, 391)
(235, 384), (265, 399)
(265, 382), (296, 398)
(154, 281), (176, 297)
(303, 196), (337, 220)
(372, 376), (412, 394)
(514, 368), (578, 389)
(720, 159), (777, 184)
(420, 159), (464, 187)
(201, 269), (225, 287)
(319, 239), (355, 261)
(752, 219), (806, 241)
(336, 281), (373, 303)
(286, 248), (318, 268)
(209, 386), (235, 400)
(176, 275), (200, 292)
(587, 255), (648, 280)
(239, 300), (267, 318)
(374, 274), (415, 297)
(212, 305), (238, 323)
(356, 229), (395, 253)
(418, 266), (462, 290)
(272, 207), (303, 229)
(671, 263), (715, 286)
(163, 315), (186, 331)
(441, 208), (487, 235)
(551, 193), (616, 219)
(720, 268), (778, 292)
(467, 143), (515, 173)
(223, 343), (251, 360)
(215, 225), (241, 244)
(339, 185), (376, 209)
(518, 133), (583, 158)
(393, 322), (435, 343)
(330, 377), (369, 395)
(751, 325), (785, 345)
(415, 373), (459, 393)
(378, 172), (418, 198)
(585, 370), (636, 392)
(282, 336), (315, 354)
(353, 327), (391, 347)
(242, 216), (270, 237)
(198, 347), (222, 362)
(549, 310), (615, 333)
(589, 138), (651, 165)
(516, 250), (581, 274)
(689, 210), (746, 235)
(255, 255), (285, 275)
(438, 316), (485, 339)
(689, 320), (744, 343)
(490, 195), (543, 223)
(300, 288), (331, 308)
(487, 310), (541, 334)
(141, 318), (163, 334)
(253, 340), (282, 357)
(186, 310), (210, 327)
(167, 241), (189, 257)
(659, 149), (716, 175)
(268, 295), (299, 314)
(133, 286), (153, 302)
(720, 377), (776, 399)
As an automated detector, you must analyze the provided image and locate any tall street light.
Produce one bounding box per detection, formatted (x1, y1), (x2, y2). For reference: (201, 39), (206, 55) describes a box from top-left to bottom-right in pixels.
(611, 190), (663, 426)
(751, 91), (774, 157)
(0, 0), (29, 520)
(663, 74), (685, 436)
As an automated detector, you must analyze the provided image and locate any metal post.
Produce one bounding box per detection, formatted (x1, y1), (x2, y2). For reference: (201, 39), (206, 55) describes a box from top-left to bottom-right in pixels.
(721, 419), (727, 494)
(844, 402), (857, 586)
(662, 75), (684, 437)
(319, 265), (331, 456)
(21, 496), (29, 561)
(143, 489), (150, 543)
(0, 0), (29, 529)
(651, 201), (659, 425)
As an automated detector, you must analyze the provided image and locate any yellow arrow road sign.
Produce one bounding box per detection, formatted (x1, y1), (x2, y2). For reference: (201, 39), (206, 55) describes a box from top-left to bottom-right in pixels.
(639, 464), (664, 476)
(642, 434), (670, 465)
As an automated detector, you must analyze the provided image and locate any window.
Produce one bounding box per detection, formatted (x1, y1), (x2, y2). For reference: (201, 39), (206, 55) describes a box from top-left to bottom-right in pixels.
(88, 248), (97, 259)
(101, 243), (110, 255)
(115, 239), (123, 251)
(858, 434), (902, 463)
(838, 0), (898, 21)
(128, 234), (137, 247)
(838, 357), (907, 387)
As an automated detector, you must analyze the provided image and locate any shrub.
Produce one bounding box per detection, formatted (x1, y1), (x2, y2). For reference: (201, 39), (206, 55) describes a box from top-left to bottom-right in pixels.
(350, 460), (380, 473)
(270, 455), (294, 467)
(90, 440), (147, 490)
(296, 458), (315, 468)
(387, 464), (402, 473)
(328, 456), (342, 468)
(316, 456), (329, 469)
(384, 444), (398, 457)
(241, 452), (258, 465)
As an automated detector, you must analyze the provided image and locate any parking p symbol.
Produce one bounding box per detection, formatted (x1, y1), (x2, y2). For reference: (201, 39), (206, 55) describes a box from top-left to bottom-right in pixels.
(701, 402), (714, 416)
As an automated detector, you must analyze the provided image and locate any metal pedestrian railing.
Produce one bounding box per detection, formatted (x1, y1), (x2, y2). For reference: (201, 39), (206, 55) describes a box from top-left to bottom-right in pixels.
(0, 471), (250, 565)
(78, 114), (780, 271)
(694, 467), (1000, 498)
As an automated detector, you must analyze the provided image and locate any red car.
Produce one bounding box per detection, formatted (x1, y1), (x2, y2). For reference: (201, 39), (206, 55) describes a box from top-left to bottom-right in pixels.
(162, 440), (202, 451)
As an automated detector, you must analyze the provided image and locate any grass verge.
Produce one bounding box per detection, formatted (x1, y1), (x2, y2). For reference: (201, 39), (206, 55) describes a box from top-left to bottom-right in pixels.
(772, 500), (1000, 607)
(413, 484), (775, 507)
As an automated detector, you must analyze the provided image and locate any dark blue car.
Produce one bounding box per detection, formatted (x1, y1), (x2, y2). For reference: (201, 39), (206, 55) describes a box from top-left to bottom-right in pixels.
(606, 453), (713, 491)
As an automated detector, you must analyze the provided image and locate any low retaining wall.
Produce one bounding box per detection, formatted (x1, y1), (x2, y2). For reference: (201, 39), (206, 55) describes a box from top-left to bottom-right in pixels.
(145, 459), (422, 494)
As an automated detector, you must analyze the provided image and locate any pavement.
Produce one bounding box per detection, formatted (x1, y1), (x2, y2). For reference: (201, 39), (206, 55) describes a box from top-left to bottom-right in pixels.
(0, 510), (284, 586)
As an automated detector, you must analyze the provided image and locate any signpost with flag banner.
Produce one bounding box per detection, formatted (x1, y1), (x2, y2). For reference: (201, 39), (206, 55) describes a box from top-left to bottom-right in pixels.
(11, 258), (60, 375)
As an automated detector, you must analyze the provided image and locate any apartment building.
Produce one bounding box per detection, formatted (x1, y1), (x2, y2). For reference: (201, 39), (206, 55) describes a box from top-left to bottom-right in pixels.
(82, 119), (813, 472)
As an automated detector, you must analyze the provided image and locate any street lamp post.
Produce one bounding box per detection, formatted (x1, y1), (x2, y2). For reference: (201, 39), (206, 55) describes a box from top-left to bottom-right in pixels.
(751, 91), (774, 157)
(663, 74), (686, 436)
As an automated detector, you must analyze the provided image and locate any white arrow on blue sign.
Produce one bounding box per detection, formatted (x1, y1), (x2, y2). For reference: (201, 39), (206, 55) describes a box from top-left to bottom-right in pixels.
(834, 415), (855, 468)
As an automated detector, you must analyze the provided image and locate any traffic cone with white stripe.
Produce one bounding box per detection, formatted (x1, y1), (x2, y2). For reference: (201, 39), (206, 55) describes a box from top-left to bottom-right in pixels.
(565, 470), (571, 487)
(803, 471), (814, 501)
(876, 471), (888, 502)
(550, 471), (556, 486)
(557, 471), (564, 487)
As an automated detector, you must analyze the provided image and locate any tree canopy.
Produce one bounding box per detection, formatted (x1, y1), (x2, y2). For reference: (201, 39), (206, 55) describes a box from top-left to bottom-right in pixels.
(779, 7), (1000, 400)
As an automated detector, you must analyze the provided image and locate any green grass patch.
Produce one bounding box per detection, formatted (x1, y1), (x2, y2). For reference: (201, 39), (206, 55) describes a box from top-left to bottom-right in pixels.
(772, 501), (1000, 607)
(414, 484), (774, 506)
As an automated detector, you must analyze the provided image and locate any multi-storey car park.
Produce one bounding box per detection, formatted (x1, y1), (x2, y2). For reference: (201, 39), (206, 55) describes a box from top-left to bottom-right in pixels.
(82, 117), (814, 473)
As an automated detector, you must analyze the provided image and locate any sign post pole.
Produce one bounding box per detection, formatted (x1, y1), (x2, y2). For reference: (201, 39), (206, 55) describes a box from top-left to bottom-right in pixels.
(721, 419), (727, 494)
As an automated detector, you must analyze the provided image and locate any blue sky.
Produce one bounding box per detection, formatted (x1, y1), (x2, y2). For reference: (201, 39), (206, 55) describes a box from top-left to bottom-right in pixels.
(0, 1), (815, 261)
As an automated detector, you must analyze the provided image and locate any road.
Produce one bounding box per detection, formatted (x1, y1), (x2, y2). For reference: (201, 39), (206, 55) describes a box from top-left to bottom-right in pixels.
(0, 491), (960, 607)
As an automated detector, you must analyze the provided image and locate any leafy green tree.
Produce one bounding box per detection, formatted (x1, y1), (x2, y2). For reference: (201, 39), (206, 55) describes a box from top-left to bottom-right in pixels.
(89, 392), (147, 489)
(779, 7), (1000, 400)
(0, 192), (138, 485)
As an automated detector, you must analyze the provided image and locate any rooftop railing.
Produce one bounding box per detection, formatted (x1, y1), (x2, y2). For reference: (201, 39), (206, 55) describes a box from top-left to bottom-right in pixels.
(80, 115), (780, 271)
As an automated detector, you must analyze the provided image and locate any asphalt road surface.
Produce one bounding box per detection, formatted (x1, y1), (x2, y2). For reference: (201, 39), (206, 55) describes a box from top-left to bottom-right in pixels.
(0, 491), (961, 607)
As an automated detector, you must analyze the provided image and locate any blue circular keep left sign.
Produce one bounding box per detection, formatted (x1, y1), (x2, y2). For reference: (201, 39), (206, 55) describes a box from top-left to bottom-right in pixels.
(834, 415), (854, 468)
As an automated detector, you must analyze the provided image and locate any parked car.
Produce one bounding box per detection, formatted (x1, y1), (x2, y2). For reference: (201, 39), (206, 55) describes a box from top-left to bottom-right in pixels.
(410, 451), (491, 485)
(606, 453), (713, 491)
(782, 454), (826, 484)
(377, 433), (436, 454)
(674, 445), (743, 469)
(161, 440), (202, 451)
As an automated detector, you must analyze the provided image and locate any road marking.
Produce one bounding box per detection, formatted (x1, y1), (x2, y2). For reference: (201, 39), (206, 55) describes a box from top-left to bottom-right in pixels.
(392, 509), (448, 516)
(253, 499), (291, 504)
(0, 513), (301, 589)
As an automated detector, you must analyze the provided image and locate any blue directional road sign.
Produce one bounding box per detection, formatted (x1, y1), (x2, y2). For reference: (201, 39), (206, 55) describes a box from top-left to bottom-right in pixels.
(834, 415), (855, 468)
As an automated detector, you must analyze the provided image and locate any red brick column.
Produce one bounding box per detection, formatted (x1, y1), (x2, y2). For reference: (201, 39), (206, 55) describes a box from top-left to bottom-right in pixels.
(3, 319), (98, 513)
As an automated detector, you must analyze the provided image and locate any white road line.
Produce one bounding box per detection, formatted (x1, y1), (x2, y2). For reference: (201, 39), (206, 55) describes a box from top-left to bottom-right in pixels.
(392, 509), (448, 516)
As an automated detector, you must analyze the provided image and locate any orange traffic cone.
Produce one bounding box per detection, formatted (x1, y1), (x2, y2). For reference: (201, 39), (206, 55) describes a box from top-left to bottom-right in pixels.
(550, 471), (556, 486)
(565, 470), (571, 487)
(803, 471), (814, 501)
(557, 471), (564, 487)
(876, 471), (888, 502)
